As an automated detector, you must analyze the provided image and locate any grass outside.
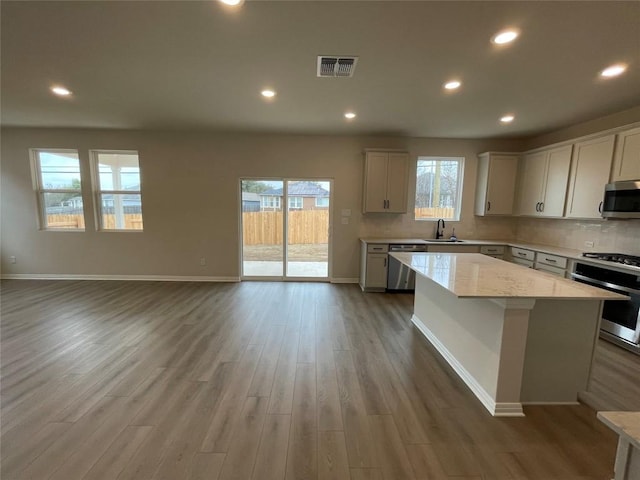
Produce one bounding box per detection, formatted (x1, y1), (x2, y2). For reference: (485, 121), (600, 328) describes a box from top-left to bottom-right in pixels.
(243, 243), (328, 261)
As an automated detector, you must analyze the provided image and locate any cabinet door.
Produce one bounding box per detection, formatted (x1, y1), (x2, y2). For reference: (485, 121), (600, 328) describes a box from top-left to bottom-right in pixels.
(517, 151), (546, 216)
(363, 152), (388, 213)
(566, 135), (615, 218)
(385, 153), (409, 213)
(611, 127), (640, 182)
(540, 145), (572, 217)
(486, 155), (518, 214)
(365, 253), (388, 289)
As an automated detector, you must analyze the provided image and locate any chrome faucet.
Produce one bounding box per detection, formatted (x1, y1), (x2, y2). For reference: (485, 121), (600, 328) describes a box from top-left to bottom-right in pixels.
(435, 218), (445, 239)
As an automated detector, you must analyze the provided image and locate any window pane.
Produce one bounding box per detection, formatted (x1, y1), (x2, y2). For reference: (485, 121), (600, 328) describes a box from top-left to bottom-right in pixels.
(42, 192), (84, 229)
(100, 193), (143, 230)
(96, 152), (140, 191)
(315, 197), (329, 207)
(38, 151), (81, 190)
(415, 157), (463, 220)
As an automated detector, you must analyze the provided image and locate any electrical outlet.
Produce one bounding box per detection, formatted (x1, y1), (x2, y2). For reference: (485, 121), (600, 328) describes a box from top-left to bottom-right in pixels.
(341, 217), (349, 225)
(585, 241), (594, 248)
(199, 257), (206, 266)
(9, 256), (16, 264)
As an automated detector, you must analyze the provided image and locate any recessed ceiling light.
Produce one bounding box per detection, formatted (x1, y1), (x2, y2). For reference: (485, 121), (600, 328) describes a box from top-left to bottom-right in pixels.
(600, 63), (627, 78)
(51, 86), (72, 97)
(492, 29), (519, 45)
(219, 0), (244, 6)
(261, 89), (276, 98)
(344, 112), (356, 119)
(444, 80), (461, 90)
(500, 114), (515, 123)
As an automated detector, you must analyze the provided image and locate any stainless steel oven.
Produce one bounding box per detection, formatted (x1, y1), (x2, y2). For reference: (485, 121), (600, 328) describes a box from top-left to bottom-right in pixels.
(572, 261), (640, 354)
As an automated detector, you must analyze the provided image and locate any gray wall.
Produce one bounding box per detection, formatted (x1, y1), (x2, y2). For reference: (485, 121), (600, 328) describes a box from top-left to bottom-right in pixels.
(1, 128), (523, 279)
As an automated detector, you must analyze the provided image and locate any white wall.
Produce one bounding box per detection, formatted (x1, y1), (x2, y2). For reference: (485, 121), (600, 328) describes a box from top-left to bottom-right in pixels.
(0, 128), (523, 279)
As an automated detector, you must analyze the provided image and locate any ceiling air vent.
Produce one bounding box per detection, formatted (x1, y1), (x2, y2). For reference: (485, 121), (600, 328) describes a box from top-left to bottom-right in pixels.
(317, 56), (359, 78)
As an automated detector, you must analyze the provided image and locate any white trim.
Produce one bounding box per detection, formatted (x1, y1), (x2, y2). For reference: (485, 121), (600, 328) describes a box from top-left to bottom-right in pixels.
(1, 274), (240, 282)
(521, 401), (580, 406)
(330, 277), (359, 284)
(411, 313), (525, 417)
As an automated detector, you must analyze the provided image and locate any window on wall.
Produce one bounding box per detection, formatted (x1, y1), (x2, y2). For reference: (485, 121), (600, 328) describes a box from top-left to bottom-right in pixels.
(288, 196), (303, 209)
(261, 196), (281, 209)
(315, 197), (329, 207)
(91, 150), (143, 230)
(31, 149), (85, 230)
(415, 156), (464, 221)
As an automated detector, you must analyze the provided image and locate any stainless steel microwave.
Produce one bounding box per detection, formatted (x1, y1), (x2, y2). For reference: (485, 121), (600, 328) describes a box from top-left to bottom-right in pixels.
(602, 180), (640, 219)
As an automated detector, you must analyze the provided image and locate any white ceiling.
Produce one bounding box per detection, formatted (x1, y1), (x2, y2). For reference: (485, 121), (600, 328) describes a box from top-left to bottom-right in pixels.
(1, 1), (639, 139)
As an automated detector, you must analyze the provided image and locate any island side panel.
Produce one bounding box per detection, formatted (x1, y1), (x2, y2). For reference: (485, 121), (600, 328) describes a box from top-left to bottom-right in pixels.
(520, 298), (602, 404)
(411, 276), (530, 416)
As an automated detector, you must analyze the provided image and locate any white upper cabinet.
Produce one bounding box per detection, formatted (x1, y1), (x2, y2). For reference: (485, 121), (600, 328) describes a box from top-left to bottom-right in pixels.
(517, 145), (572, 217)
(565, 135), (615, 219)
(611, 126), (640, 182)
(362, 150), (409, 213)
(475, 152), (518, 216)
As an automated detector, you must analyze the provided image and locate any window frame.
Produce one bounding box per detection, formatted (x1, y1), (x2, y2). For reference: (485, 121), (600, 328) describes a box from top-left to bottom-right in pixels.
(30, 148), (85, 231)
(90, 149), (144, 232)
(414, 156), (465, 222)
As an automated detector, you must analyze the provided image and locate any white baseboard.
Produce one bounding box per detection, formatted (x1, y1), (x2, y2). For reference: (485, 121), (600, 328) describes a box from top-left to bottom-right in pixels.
(1, 274), (241, 282)
(330, 277), (359, 284)
(411, 314), (525, 417)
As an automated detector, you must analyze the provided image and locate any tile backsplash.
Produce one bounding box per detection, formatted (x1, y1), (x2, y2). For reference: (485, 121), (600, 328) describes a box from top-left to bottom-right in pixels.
(359, 213), (640, 256)
(516, 218), (640, 255)
(359, 214), (517, 241)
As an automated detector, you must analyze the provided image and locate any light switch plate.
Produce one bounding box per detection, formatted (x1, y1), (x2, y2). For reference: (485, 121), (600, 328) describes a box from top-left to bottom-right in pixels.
(341, 209), (351, 217)
(341, 217), (349, 224)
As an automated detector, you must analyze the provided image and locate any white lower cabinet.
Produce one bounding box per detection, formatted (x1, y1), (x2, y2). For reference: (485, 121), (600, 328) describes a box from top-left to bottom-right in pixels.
(480, 245), (505, 259)
(534, 252), (568, 277)
(359, 243), (389, 292)
(510, 247), (535, 268)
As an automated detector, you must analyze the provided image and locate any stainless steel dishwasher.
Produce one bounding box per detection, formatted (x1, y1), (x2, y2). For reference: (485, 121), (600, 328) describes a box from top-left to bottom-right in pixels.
(387, 244), (427, 291)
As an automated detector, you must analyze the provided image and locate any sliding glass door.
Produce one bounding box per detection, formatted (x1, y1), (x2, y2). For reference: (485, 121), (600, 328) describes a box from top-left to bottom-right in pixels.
(241, 178), (331, 280)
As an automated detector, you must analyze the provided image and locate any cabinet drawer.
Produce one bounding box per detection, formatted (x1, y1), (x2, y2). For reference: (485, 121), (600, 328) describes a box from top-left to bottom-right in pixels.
(367, 244), (389, 253)
(535, 264), (566, 277)
(535, 252), (567, 269)
(512, 257), (534, 268)
(480, 245), (505, 255)
(511, 247), (535, 261)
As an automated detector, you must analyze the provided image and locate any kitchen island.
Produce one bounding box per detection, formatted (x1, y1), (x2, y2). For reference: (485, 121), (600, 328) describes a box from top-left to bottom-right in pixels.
(391, 252), (627, 416)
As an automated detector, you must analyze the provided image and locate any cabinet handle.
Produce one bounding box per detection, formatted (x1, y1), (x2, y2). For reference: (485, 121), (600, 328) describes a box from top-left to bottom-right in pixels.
(487, 201), (491, 211)
(598, 201), (603, 214)
(535, 202), (541, 212)
(386, 200), (390, 209)
(384, 257), (387, 267)
(545, 258), (557, 263)
(518, 252), (526, 257)
(540, 202), (544, 212)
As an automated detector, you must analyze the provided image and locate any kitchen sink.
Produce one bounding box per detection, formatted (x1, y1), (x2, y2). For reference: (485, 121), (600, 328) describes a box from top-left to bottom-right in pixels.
(425, 239), (465, 243)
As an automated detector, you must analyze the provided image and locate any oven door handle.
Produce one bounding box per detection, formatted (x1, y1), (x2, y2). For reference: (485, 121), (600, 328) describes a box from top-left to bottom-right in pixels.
(571, 273), (640, 295)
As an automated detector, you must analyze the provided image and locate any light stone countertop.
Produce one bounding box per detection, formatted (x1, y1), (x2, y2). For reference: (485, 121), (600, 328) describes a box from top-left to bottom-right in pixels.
(361, 238), (640, 274)
(597, 411), (640, 449)
(390, 252), (628, 300)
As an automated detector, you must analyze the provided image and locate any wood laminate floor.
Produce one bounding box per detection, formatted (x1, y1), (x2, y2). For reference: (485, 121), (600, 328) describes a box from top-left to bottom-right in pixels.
(0, 280), (625, 479)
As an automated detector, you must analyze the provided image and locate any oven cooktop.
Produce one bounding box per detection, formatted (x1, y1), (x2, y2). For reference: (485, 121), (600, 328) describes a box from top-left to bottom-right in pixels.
(582, 252), (640, 268)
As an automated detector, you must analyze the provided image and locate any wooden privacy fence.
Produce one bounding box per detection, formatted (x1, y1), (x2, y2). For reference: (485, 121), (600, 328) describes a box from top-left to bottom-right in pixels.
(415, 207), (456, 219)
(47, 214), (143, 229)
(243, 210), (329, 245)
